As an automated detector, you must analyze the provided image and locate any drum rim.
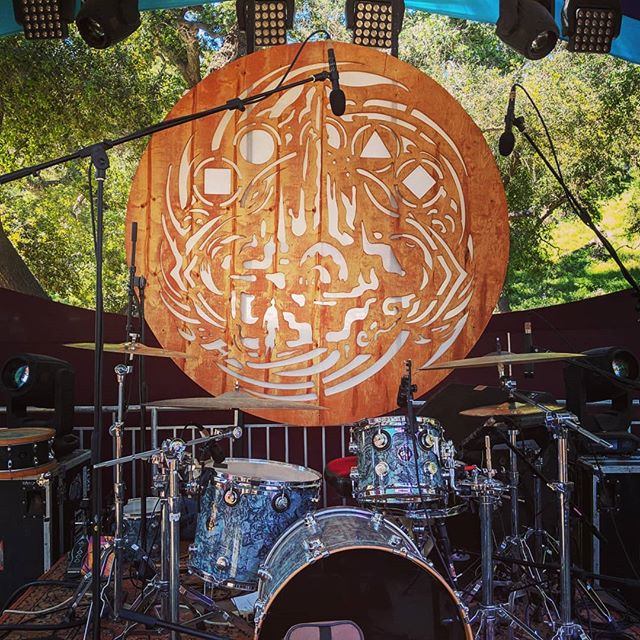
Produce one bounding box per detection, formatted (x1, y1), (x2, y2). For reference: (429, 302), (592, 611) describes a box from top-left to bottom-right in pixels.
(0, 427), (56, 445)
(352, 416), (441, 431)
(258, 506), (420, 577)
(357, 487), (445, 502)
(208, 457), (323, 488)
(0, 459), (58, 479)
(254, 521), (472, 638)
(123, 496), (163, 517)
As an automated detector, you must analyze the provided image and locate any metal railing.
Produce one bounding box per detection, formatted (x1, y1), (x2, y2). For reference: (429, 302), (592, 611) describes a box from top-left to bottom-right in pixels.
(66, 405), (348, 507)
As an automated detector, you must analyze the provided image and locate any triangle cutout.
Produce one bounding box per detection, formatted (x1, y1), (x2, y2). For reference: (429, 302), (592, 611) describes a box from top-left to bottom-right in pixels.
(361, 131), (392, 159)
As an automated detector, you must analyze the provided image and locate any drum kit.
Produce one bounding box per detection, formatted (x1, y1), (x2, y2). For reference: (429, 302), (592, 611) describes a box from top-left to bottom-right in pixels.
(61, 337), (616, 640)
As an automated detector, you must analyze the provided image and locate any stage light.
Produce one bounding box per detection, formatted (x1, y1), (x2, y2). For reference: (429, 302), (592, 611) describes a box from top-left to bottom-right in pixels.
(345, 0), (405, 57)
(75, 0), (141, 49)
(236, 0), (295, 54)
(564, 346), (639, 433)
(562, 0), (622, 53)
(1, 353), (76, 454)
(12, 0), (75, 40)
(496, 0), (559, 60)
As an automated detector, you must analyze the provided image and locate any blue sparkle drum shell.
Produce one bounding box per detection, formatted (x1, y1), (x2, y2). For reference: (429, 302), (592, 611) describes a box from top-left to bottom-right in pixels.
(350, 416), (447, 505)
(188, 458), (322, 591)
(255, 507), (472, 639)
(122, 497), (162, 561)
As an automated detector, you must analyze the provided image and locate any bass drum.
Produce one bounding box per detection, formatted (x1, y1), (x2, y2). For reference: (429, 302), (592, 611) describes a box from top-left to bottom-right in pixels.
(255, 507), (472, 640)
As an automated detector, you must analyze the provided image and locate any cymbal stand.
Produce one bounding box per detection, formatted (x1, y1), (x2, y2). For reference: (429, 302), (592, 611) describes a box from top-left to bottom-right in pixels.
(493, 425), (559, 633)
(111, 363), (132, 618)
(499, 383), (612, 640)
(468, 464), (542, 640)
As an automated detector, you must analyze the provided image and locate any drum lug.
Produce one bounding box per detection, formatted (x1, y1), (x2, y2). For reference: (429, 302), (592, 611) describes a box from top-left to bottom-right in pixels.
(370, 511), (384, 532)
(349, 466), (359, 497)
(215, 556), (229, 570)
(303, 512), (320, 534)
(303, 535), (327, 560)
(348, 428), (358, 454)
(254, 599), (265, 623)
(257, 567), (272, 582)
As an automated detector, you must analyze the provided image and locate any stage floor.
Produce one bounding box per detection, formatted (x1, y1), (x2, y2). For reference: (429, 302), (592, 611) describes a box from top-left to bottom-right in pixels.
(1, 554), (638, 639)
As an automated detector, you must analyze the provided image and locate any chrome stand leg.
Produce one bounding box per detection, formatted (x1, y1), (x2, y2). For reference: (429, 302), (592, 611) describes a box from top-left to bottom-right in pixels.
(167, 453), (182, 640)
(111, 363), (131, 618)
(471, 493), (542, 640)
(550, 428), (591, 640)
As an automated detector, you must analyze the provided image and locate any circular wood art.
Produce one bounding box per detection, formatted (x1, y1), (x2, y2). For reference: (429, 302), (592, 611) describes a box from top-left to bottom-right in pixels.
(126, 42), (509, 426)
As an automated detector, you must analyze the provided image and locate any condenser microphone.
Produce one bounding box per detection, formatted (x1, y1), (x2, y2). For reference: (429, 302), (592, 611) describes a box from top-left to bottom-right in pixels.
(498, 85), (517, 157)
(524, 321), (535, 378)
(327, 47), (346, 117)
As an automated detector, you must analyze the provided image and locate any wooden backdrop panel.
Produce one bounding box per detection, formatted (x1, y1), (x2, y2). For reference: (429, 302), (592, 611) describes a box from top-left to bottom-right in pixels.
(126, 42), (509, 426)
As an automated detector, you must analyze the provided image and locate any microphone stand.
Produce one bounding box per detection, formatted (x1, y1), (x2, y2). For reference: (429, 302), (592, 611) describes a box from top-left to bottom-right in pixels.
(0, 66), (335, 640)
(510, 112), (640, 312)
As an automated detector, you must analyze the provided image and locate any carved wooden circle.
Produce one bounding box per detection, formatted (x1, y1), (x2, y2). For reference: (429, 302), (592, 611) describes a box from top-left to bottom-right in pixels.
(126, 42), (509, 426)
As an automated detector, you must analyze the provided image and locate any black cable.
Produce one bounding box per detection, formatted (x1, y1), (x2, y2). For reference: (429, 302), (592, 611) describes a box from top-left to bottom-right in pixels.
(1, 580), (79, 613)
(273, 29), (332, 91)
(514, 83), (564, 181)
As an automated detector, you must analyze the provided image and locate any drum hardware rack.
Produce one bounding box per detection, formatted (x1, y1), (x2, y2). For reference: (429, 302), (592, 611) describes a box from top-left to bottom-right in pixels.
(495, 374), (613, 640)
(96, 428), (244, 640)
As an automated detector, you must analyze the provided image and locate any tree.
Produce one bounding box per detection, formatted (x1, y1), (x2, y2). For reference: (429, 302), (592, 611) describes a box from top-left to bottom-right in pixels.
(0, 3), (638, 312)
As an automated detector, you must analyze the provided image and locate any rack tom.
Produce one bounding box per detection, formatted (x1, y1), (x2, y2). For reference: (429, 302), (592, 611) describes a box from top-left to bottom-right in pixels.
(189, 458), (321, 591)
(350, 416), (448, 506)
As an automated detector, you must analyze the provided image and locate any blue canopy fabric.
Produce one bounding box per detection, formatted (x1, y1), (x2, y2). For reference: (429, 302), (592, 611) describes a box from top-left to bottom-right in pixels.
(0, 0), (639, 64)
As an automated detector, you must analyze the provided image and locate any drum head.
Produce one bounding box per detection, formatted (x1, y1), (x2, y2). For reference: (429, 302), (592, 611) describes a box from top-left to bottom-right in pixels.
(258, 548), (471, 639)
(215, 458), (321, 484)
(123, 497), (162, 517)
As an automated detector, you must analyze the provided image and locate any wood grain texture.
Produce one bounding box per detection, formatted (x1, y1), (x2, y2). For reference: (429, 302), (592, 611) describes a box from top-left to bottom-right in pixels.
(126, 42), (509, 426)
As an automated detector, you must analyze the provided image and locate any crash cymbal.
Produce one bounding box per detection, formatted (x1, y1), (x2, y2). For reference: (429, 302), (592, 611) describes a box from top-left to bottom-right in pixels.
(65, 341), (196, 359)
(419, 351), (584, 371)
(149, 389), (327, 411)
(460, 401), (564, 418)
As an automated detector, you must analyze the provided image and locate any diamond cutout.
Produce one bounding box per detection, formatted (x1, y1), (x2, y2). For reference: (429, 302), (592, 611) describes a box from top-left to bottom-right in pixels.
(402, 165), (436, 199)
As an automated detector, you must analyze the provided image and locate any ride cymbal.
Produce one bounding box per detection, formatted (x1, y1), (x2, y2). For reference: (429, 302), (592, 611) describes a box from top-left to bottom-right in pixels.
(419, 351), (584, 371)
(149, 389), (327, 411)
(65, 341), (196, 359)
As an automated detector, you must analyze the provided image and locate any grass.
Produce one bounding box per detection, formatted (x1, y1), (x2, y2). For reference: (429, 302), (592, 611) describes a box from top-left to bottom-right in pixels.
(509, 189), (640, 310)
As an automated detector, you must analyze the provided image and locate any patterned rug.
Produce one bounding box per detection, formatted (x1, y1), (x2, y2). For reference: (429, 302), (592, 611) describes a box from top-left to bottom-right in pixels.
(0, 554), (638, 639)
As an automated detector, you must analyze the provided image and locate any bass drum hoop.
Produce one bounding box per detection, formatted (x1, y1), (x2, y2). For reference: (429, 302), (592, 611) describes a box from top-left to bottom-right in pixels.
(255, 511), (472, 639)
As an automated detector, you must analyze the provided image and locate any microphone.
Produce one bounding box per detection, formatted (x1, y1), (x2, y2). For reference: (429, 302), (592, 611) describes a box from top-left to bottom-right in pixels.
(498, 85), (516, 157)
(327, 47), (346, 117)
(524, 321), (534, 378)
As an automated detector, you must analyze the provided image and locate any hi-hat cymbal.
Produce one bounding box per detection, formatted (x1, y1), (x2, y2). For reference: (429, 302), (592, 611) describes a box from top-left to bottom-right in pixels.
(65, 341), (196, 359)
(419, 351), (584, 371)
(460, 401), (564, 418)
(149, 389), (327, 411)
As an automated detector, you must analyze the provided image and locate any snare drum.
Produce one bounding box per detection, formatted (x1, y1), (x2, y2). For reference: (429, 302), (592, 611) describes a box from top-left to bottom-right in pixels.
(0, 428), (56, 478)
(188, 458), (322, 591)
(350, 416), (448, 505)
(255, 507), (472, 639)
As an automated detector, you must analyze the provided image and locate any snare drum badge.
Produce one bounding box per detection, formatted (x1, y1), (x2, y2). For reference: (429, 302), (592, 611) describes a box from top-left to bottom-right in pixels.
(397, 445), (413, 462)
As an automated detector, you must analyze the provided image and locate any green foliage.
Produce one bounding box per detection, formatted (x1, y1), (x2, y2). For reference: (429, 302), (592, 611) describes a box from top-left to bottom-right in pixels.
(0, 3), (639, 313)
